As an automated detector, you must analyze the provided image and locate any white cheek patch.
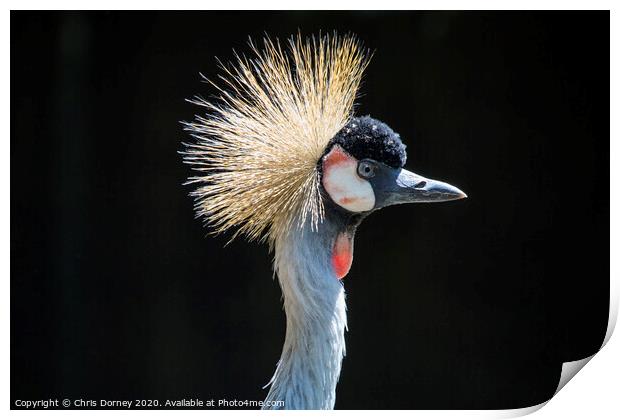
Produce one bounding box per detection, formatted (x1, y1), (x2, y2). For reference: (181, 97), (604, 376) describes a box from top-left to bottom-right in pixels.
(322, 145), (375, 212)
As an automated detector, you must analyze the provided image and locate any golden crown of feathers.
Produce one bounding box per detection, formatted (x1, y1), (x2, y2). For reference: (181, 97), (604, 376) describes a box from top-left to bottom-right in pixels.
(182, 33), (370, 244)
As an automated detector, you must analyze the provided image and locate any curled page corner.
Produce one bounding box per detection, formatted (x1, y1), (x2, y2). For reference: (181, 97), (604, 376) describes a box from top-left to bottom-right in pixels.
(485, 356), (598, 419)
(553, 355), (595, 396)
(551, 279), (618, 397)
(490, 288), (617, 419)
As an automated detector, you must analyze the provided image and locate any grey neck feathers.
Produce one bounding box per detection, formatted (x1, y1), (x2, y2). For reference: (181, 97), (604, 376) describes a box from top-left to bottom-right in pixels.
(263, 216), (348, 410)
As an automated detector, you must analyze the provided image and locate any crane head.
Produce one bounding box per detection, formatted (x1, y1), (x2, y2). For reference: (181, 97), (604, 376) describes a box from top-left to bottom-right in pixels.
(321, 116), (466, 215)
(319, 116), (466, 279)
(182, 33), (465, 255)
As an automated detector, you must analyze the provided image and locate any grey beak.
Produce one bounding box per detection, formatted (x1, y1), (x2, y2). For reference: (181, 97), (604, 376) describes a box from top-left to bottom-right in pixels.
(395, 168), (467, 203)
(373, 167), (467, 208)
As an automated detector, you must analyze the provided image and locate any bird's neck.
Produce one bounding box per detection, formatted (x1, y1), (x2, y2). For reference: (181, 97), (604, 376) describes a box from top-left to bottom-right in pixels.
(264, 215), (354, 410)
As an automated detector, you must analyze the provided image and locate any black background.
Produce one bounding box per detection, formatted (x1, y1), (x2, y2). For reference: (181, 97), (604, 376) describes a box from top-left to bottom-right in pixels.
(11, 11), (609, 409)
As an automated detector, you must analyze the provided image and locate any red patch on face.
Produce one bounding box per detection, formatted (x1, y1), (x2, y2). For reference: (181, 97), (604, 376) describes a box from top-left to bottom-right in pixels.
(339, 197), (357, 205)
(332, 232), (353, 280)
(323, 145), (355, 170)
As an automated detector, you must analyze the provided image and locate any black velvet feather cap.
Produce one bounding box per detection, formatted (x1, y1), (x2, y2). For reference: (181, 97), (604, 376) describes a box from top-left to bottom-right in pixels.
(326, 115), (407, 168)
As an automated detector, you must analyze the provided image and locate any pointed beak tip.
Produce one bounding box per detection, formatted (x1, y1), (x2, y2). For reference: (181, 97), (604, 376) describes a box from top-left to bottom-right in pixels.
(438, 187), (466, 202)
(443, 185), (467, 201)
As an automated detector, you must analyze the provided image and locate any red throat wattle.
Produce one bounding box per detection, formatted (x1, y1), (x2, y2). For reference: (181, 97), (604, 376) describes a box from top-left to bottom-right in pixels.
(332, 232), (353, 280)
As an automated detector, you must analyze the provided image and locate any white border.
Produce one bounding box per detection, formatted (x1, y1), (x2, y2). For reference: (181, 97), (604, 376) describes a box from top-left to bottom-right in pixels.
(1, 0), (618, 10)
(4, 2), (617, 419)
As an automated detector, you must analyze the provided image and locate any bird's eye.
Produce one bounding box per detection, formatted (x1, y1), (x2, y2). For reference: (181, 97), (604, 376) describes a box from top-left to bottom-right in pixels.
(357, 160), (377, 179)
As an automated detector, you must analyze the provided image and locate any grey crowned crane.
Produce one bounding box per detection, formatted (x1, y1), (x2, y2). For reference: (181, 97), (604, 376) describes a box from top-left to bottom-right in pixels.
(182, 34), (466, 410)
